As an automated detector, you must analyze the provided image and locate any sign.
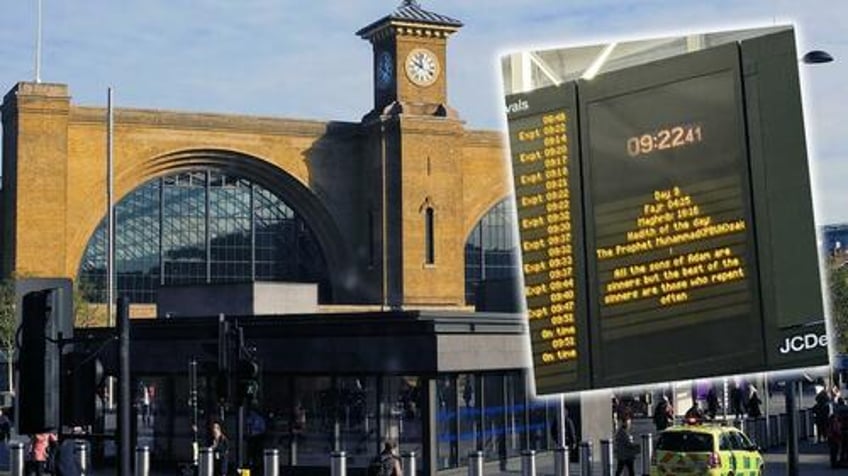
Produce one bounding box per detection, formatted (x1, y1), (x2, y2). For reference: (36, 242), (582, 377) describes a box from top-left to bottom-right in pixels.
(507, 28), (827, 394)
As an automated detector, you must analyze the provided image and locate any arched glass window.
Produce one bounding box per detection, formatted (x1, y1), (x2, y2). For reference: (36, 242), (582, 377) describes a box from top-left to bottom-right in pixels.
(464, 199), (520, 305)
(78, 170), (330, 304)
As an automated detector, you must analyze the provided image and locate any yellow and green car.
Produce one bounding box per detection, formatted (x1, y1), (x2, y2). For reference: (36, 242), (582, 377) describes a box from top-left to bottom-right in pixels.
(651, 423), (764, 475)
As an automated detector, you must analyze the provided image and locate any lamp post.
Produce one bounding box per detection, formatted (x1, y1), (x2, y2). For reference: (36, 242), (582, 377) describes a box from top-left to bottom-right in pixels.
(801, 50), (834, 64)
(783, 48), (835, 476)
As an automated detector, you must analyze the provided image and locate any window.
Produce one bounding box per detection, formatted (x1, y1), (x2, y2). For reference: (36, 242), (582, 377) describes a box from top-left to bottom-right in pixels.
(425, 207), (435, 264)
(656, 431), (715, 452)
(464, 199), (520, 304)
(79, 170), (330, 304)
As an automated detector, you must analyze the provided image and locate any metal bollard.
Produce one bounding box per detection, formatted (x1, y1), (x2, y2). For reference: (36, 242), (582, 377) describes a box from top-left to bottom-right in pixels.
(640, 433), (653, 476)
(10, 441), (24, 476)
(805, 410), (814, 439)
(467, 451), (484, 476)
(290, 437), (298, 466)
(331, 451), (347, 476)
(264, 449), (279, 476)
(402, 451), (416, 476)
(199, 447), (214, 476)
(579, 442), (592, 476)
(135, 446), (150, 476)
(74, 440), (88, 476)
(600, 440), (613, 476)
(554, 446), (569, 476)
(521, 450), (536, 476)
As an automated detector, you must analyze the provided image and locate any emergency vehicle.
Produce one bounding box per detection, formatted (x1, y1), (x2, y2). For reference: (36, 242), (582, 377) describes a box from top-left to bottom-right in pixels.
(651, 421), (764, 475)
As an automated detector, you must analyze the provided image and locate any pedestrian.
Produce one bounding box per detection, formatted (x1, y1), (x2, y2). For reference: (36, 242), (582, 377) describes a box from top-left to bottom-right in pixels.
(706, 389), (719, 420)
(28, 430), (58, 476)
(0, 409), (11, 441)
(55, 428), (84, 476)
(730, 385), (745, 421)
(379, 441), (403, 476)
(245, 408), (267, 471)
(652, 395), (673, 432)
(814, 399), (830, 443)
(827, 412), (843, 468)
(747, 387), (762, 418)
(684, 401), (705, 423)
(139, 381), (151, 427)
(614, 417), (639, 476)
(549, 408), (577, 461)
(208, 421), (230, 476)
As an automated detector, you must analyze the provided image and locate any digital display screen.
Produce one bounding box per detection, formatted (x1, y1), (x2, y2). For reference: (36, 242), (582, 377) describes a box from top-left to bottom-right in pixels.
(583, 68), (765, 384)
(506, 30), (826, 395)
(586, 71), (756, 339)
(507, 84), (589, 394)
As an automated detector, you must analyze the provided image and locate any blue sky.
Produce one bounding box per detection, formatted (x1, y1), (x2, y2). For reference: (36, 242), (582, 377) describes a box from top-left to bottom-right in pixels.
(0, 0), (846, 223)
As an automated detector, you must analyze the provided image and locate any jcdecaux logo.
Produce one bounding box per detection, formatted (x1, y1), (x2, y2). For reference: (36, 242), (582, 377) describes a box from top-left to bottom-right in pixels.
(778, 332), (827, 355)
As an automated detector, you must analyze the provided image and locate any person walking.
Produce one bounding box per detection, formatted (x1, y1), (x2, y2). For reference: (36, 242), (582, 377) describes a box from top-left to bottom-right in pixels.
(614, 417), (639, 476)
(28, 431), (58, 476)
(208, 421), (230, 476)
(652, 395), (673, 432)
(706, 389), (719, 420)
(0, 409), (11, 441)
(374, 441), (402, 476)
(747, 387), (762, 418)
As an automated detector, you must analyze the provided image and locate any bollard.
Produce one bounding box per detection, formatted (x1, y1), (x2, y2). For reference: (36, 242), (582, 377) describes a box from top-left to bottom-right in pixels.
(467, 451), (484, 476)
(199, 447), (214, 476)
(579, 442), (592, 476)
(600, 440), (613, 476)
(331, 451), (347, 476)
(521, 450), (536, 476)
(264, 449), (280, 476)
(135, 446), (150, 476)
(289, 437), (298, 466)
(402, 451), (416, 476)
(813, 415), (819, 442)
(10, 441), (24, 476)
(74, 440), (88, 476)
(640, 433), (653, 476)
(805, 409), (814, 439)
(554, 446), (569, 476)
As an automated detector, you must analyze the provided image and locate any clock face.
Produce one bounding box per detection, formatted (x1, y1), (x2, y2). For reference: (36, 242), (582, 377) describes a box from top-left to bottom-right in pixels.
(377, 51), (393, 90)
(405, 48), (440, 87)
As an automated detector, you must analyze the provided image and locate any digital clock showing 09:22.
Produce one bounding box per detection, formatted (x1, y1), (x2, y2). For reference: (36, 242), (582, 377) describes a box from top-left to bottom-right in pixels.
(626, 123), (703, 157)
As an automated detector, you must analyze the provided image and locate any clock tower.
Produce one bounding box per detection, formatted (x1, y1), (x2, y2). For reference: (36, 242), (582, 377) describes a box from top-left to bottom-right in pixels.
(357, 1), (469, 308)
(357, 0), (462, 117)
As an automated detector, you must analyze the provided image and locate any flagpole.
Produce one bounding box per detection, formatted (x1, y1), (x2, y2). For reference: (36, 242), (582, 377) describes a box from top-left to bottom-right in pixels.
(35, 0), (42, 83)
(107, 88), (114, 327)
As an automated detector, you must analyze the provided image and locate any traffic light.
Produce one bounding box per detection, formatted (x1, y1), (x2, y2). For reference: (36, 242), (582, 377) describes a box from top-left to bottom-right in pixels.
(18, 290), (60, 433)
(62, 351), (105, 426)
(236, 357), (260, 406)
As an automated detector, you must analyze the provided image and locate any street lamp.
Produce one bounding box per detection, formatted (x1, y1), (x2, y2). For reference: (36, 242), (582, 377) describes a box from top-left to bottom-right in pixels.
(801, 50), (834, 64)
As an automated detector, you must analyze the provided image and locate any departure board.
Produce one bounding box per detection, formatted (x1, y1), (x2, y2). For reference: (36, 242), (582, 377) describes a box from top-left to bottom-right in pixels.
(505, 29), (827, 395)
(581, 54), (766, 385)
(506, 84), (590, 394)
